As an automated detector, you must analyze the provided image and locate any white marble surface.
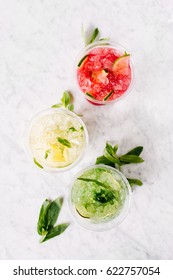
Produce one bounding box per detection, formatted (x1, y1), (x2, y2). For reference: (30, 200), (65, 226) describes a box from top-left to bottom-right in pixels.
(0, 0), (173, 260)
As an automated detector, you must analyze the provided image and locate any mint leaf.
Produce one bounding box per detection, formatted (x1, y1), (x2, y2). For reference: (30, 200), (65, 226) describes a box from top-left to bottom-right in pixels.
(104, 143), (120, 165)
(61, 91), (71, 108)
(37, 199), (51, 235)
(44, 149), (51, 159)
(45, 197), (63, 231)
(67, 104), (74, 112)
(41, 223), (69, 243)
(125, 146), (143, 156)
(77, 177), (108, 189)
(57, 137), (71, 148)
(33, 158), (43, 169)
(95, 155), (115, 167)
(68, 127), (77, 132)
(127, 178), (143, 187)
(119, 155), (144, 165)
(89, 28), (99, 44)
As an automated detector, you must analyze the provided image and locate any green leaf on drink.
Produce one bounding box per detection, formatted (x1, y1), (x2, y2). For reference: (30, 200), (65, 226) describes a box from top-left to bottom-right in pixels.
(40, 223), (70, 243)
(44, 149), (51, 159)
(33, 158), (43, 169)
(95, 142), (144, 190)
(57, 137), (72, 148)
(68, 127), (77, 132)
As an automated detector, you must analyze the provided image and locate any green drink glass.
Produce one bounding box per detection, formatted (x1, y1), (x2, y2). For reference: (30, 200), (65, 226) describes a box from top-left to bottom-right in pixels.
(69, 164), (131, 231)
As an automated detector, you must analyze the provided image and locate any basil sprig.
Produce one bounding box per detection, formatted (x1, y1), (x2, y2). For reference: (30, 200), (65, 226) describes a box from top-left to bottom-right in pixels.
(37, 197), (69, 243)
(52, 91), (74, 112)
(96, 142), (144, 188)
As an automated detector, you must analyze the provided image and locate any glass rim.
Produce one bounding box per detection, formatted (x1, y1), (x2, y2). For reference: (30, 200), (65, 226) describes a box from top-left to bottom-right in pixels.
(26, 107), (89, 173)
(74, 40), (135, 105)
(68, 164), (132, 231)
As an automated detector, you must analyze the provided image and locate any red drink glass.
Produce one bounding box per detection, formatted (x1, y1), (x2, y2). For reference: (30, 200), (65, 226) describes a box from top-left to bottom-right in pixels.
(75, 41), (134, 105)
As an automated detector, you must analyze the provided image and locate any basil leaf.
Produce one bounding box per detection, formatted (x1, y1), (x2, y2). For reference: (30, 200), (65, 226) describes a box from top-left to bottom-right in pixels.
(61, 91), (70, 108)
(57, 137), (71, 148)
(125, 146), (143, 156)
(95, 155), (115, 167)
(51, 103), (62, 108)
(41, 223), (69, 243)
(78, 55), (88, 67)
(33, 158), (43, 169)
(127, 178), (143, 187)
(119, 155), (144, 165)
(37, 199), (51, 235)
(89, 28), (99, 44)
(45, 197), (63, 231)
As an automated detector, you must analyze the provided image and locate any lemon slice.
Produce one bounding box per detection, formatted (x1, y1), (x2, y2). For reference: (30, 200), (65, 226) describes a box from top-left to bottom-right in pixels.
(50, 144), (67, 162)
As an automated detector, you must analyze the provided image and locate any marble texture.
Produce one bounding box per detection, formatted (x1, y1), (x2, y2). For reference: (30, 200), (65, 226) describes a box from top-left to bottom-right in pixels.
(0, 0), (173, 260)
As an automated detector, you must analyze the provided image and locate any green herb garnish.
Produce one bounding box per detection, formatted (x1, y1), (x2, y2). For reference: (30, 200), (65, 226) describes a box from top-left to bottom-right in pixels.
(86, 92), (95, 99)
(104, 90), (114, 101)
(96, 142), (144, 188)
(89, 28), (99, 44)
(81, 26), (109, 46)
(57, 137), (71, 148)
(51, 91), (74, 112)
(77, 177), (109, 189)
(44, 149), (51, 159)
(37, 197), (69, 243)
(80, 126), (84, 131)
(78, 55), (88, 67)
(127, 178), (143, 187)
(33, 158), (43, 169)
(68, 127), (77, 132)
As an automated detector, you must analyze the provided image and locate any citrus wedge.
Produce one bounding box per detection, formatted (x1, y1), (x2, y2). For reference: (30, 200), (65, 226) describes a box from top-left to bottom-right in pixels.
(112, 54), (130, 75)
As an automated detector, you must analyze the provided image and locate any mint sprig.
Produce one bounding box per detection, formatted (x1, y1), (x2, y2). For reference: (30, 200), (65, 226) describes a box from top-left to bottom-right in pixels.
(52, 91), (74, 112)
(37, 197), (69, 243)
(57, 137), (72, 148)
(96, 142), (144, 188)
(82, 26), (109, 46)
